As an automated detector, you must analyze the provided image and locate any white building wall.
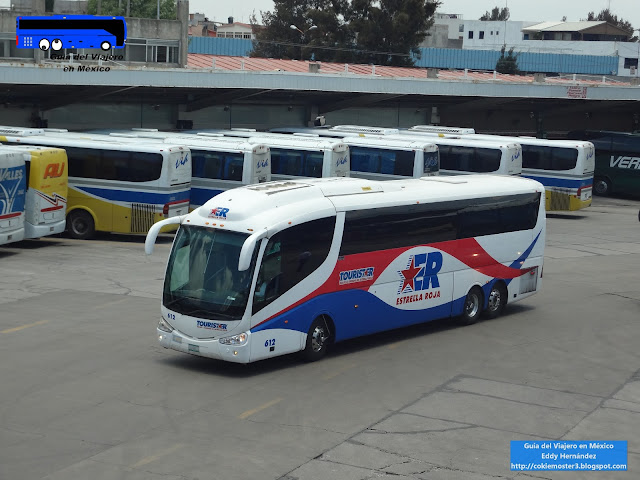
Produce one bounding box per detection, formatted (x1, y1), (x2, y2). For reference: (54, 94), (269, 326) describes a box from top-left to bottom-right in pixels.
(433, 13), (465, 40)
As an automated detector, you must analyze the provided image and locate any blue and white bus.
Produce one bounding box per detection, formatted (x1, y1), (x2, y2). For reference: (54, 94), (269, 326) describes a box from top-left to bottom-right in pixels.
(270, 128), (440, 179)
(409, 126), (595, 211)
(102, 131), (271, 210)
(0, 150), (26, 245)
(146, 175), (546, 363)
(16, 15), (127, 51)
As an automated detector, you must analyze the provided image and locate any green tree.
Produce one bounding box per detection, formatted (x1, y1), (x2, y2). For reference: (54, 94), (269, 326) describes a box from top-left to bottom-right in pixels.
(251, 0), (440, 66)
(87, 0), (177, 20)
(480, 6), (509, 21)
(346, 0), (440, 66)
(251, 0), (351, 62)
(495, 45), (518, 74)
(586, 8), (634, 38)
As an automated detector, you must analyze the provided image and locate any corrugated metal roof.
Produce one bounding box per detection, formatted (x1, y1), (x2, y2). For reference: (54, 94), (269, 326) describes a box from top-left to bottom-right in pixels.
(186, 54), (626, 86)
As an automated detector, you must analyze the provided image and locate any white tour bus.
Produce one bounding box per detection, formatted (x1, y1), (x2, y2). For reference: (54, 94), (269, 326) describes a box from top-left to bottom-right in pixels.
(203, 131), (350, 181)
(146, 175), (546, 364)
(0, 149), (26, 245)
(276, 125), (520, 176)
(95, 131), (272, 210)
(0, 127), (191, 239)
(270, 127), (440, 179)
(409, 126), (595, 211)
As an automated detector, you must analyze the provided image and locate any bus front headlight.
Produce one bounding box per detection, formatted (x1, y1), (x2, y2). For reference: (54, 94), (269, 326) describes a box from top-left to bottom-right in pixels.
(158, 317), (174, 333)
(219, 332), (248, 346)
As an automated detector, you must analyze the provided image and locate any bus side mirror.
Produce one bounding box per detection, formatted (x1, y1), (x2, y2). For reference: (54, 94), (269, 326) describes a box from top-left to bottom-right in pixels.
(238, 229), (267, 272)
(145, 215), (185, 255)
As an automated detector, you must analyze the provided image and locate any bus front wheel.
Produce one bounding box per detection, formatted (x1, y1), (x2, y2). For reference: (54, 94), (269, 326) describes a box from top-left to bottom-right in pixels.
(301, 316), (332, 362)
(483, 282), (507, 319)
(459, 286), (483, 325)
(594, 177), (611, 196)
(67, 210), (95, 240)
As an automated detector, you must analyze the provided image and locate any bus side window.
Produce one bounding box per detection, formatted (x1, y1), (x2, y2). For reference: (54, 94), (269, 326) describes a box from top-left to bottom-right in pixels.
(303, 153), (323, 177)
(394, 151), (414, 176)
(223, 156), (243, 181)
(253, 216), (336, 314)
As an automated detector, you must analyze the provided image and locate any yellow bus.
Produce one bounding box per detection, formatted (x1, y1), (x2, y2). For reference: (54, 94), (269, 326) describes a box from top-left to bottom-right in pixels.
(1, 145), (68, 239)
(0, 128), (191, 239)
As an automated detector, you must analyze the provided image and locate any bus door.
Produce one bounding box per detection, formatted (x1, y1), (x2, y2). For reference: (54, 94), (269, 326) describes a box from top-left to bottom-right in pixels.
(163, 148), (191, 218)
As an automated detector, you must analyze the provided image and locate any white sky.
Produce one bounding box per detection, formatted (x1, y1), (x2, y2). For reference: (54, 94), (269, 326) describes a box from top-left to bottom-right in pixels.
(191, 0), (640, 32)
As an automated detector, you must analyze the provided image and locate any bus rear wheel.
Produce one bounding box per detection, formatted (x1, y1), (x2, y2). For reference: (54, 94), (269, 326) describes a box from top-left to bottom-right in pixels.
(458, 286), (483, 325)
(594, 177), (611, 196)
(100, 41), (111, 51)
(483, 282), (507, 319)
(67, 210), (95, 240)
(301, 316), (332, 362)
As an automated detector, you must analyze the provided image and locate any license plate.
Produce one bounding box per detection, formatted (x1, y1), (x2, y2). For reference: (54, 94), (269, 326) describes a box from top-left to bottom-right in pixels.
(172, 334), (182, 344)
(188, 344), (199, 353)
(581, 188), (592, 201)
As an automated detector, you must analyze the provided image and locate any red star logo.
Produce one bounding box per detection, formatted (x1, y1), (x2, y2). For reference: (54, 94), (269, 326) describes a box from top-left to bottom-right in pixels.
(400, 257), (422, 293)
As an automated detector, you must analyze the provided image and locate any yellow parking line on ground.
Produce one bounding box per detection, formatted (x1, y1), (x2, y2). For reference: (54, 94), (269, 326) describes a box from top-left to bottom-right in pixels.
(238, 397), (283, 420)
(323, 362), (358, 381)
(1, 320), (48, 334)
(131, 444), (184, 468)
(94, 297), (130, 309)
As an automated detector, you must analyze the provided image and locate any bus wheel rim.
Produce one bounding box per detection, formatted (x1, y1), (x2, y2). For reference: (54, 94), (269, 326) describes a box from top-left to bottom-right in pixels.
(488, 289), (501, 311)
(311, 325), (328, 352)
(465, 293), (479, 317)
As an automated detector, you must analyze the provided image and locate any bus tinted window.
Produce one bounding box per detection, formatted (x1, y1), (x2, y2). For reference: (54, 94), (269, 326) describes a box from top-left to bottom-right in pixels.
(340, 193), (540, 255)
(66, 147), (162, 182)
(474, 148), (502, 172)
(270, 149), (324, 178)
(253, 216), (336, 313)
(350, 147), (415, 176)
(341, 205), (457, 255)
(611, 136), (640, 155)
(551, 148), (578, 170)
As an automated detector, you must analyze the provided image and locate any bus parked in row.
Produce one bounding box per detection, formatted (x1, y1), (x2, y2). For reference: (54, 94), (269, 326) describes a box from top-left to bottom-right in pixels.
(201, 131), (350, 181)
(270, 127), (440, 179)
(278, 125), (521, 176)
(0, 150), (26, 245)
(408, 126), (595, 211)
(101, 131), (272, 210)
(0, 127), (191, 239)
(145, 175), (546, 364)
(567, 130), (640, 198)
(1, 145), (68, 239)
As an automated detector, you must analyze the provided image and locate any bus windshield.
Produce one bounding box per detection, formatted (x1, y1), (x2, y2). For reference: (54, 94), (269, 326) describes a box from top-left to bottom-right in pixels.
(163, 226), (254, 320)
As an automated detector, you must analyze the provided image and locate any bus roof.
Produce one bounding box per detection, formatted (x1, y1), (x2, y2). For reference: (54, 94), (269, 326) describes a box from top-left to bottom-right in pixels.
(188, 175), (543, 235)
(296, 134), (439, 151)
(0, 129), (189, 153)
(241, 134), (348, 151)
(390, 133), (519, 149)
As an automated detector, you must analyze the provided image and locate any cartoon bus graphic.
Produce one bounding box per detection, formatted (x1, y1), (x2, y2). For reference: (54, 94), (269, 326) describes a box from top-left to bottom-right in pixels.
(16, 15), (127, 51)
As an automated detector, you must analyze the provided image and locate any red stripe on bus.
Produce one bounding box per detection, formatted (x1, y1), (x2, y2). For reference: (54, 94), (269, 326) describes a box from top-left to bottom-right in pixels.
(41, 205), (65, 212)
(0, 212), (21, 220)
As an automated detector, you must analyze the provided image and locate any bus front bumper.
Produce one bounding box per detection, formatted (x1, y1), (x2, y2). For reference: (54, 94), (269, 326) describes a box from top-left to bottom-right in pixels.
(158, 327), (252, 364)
(0, 228), (25, 245)
(24, 219), (66, 239)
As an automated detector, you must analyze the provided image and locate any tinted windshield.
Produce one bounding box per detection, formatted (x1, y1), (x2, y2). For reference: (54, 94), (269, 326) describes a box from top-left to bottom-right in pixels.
(163, 226), (254, 320)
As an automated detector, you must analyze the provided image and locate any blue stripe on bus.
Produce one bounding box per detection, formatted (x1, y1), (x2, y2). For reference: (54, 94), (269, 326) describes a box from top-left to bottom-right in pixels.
(251, 288), (460, 341)
(522, 175), (591, 188)
(190, 187), (224, 208)
(75, 186), (189, 204)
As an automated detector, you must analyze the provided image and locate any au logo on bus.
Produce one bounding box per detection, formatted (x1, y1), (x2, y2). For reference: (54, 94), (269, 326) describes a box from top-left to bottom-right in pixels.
(16, 15), (127, 52)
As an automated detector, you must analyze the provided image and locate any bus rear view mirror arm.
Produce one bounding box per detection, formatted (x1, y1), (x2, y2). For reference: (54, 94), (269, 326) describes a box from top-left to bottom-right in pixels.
(145, 215), (186, 255)
(238, 229), (267, 272)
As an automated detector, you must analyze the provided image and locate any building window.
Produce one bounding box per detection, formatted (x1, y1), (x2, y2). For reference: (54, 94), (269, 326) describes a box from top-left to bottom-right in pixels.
(490, 31), (493, 35)
(523, 33), (529, 40)
(479, 31), (485, 39)
(624, 58), (638, 69)
(458, 24), (464, 32)
(243, 33), (251, 39)
(468, 31), (474, 39)
(234, 32), (243, 38)
(496, 30), (499, 35)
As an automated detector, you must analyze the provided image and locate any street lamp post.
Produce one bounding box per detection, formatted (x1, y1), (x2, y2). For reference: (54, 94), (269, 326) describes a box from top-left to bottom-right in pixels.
(290, 24), (317, 60)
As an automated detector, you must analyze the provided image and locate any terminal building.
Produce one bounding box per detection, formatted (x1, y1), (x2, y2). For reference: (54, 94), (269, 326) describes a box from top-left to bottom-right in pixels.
(0, 1), (639, 135)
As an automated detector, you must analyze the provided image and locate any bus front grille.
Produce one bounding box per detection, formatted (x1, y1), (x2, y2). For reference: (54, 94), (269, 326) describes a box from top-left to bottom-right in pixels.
(131, 203), (156, 233)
